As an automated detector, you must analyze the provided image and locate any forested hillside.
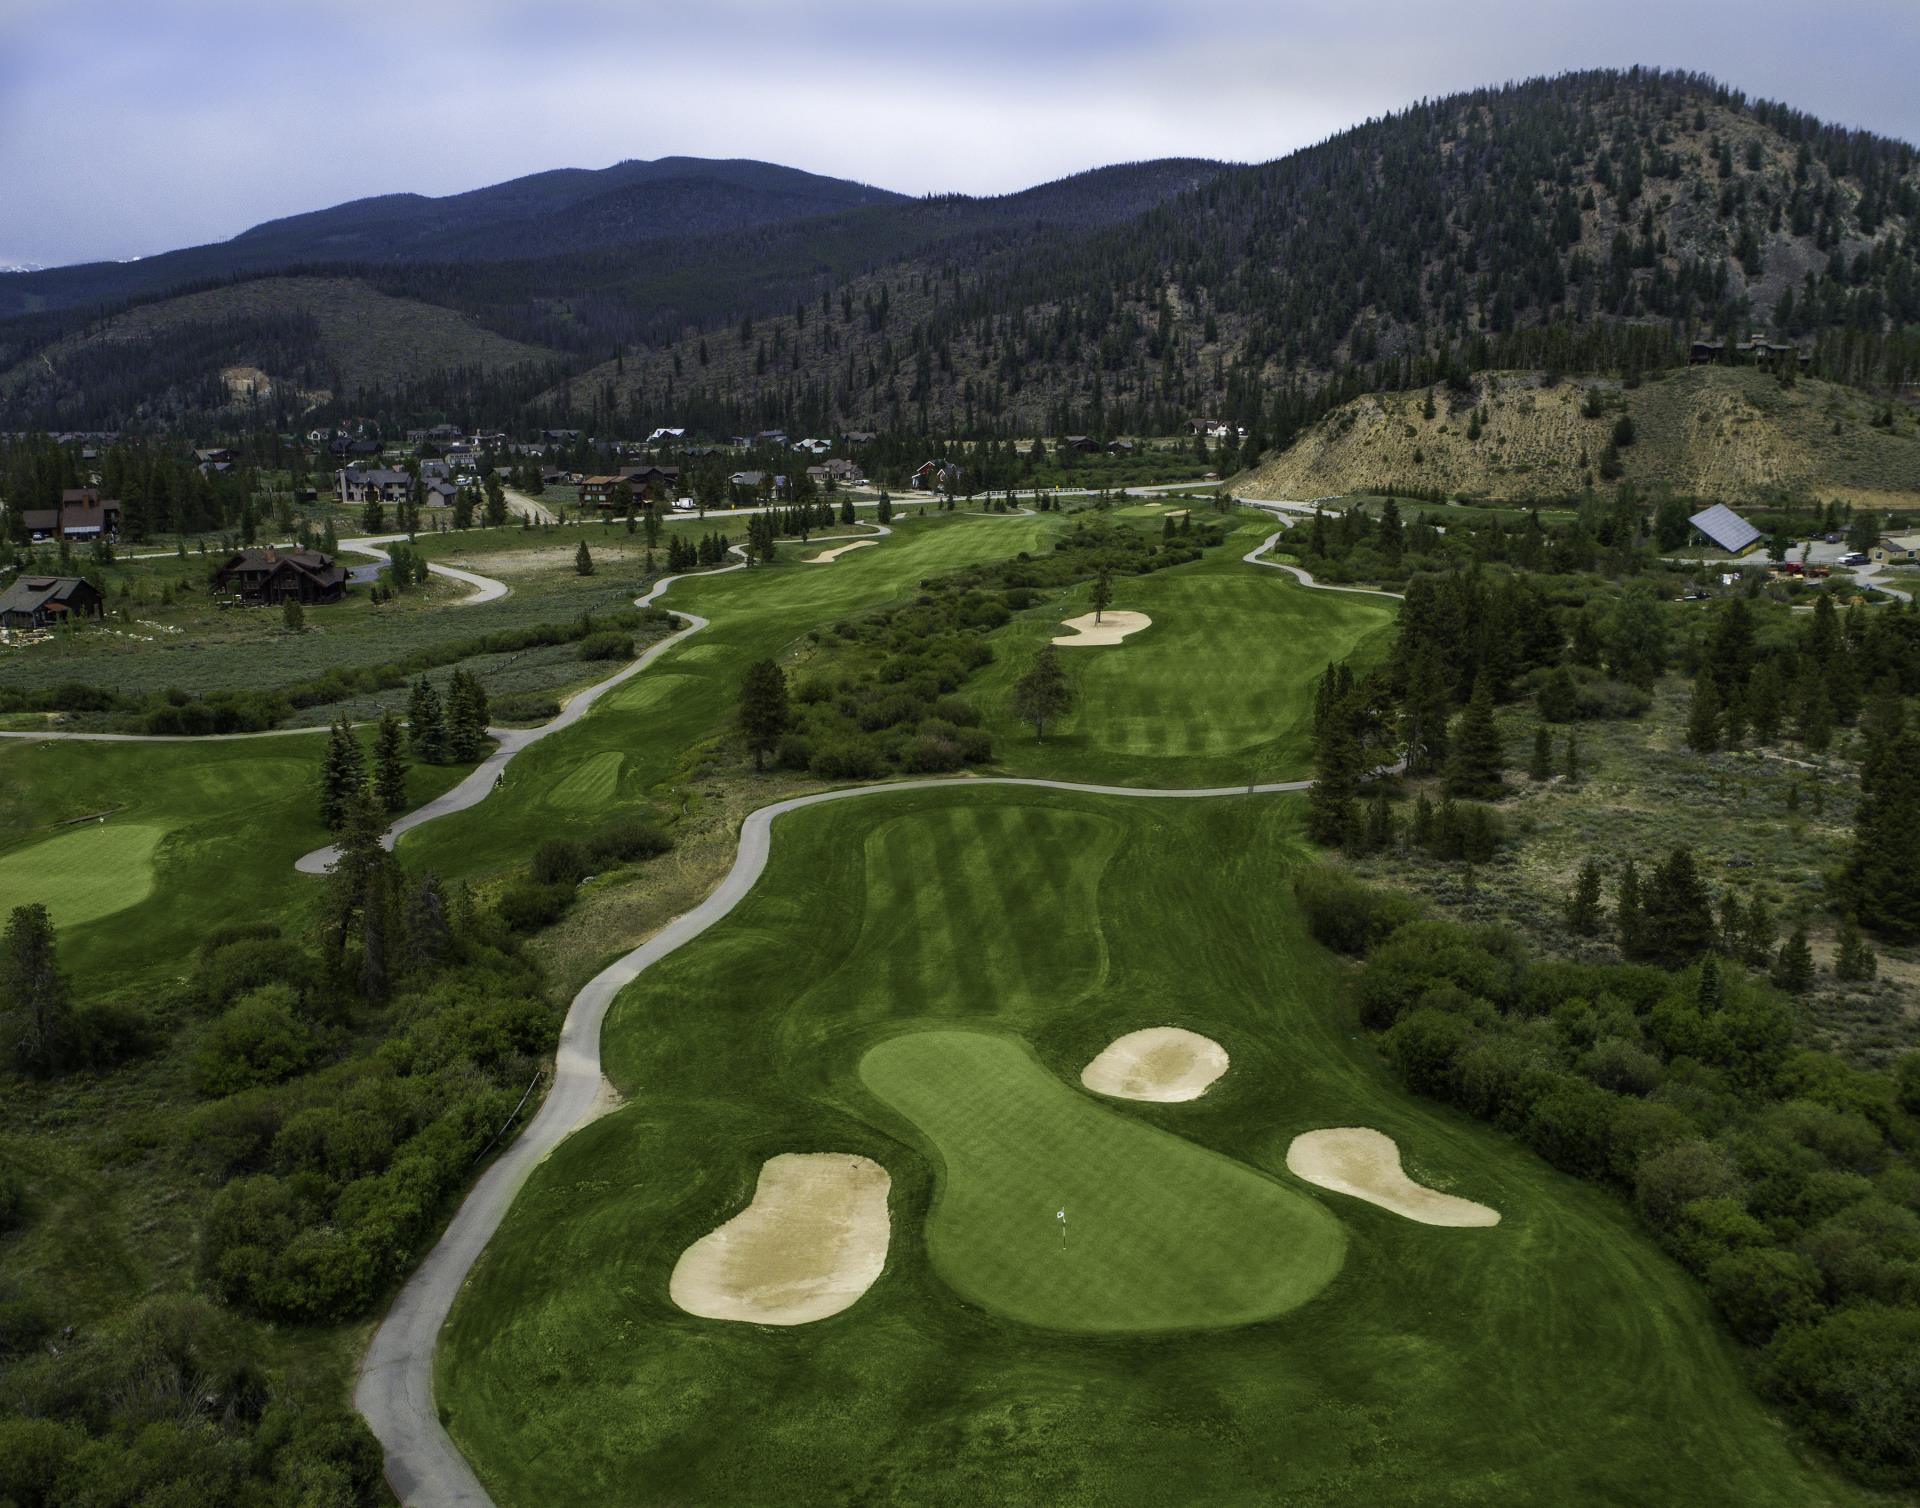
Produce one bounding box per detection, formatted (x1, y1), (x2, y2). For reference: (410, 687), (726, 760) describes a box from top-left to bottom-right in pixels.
(558, 68), (1920, 441)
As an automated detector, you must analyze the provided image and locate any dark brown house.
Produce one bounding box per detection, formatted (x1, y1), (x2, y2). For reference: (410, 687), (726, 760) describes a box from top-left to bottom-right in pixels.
(0, 575), (104, 629)
(20, 489), (122, 540)
(212, 547), (347, 605)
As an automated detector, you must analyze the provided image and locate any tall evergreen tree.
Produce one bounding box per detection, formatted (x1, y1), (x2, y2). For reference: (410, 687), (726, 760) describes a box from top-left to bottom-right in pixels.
(1307, 694), (1363, 847)
(374, 711), (409, 813)
(1636, 846), (1716, 966)
(1443, 674), (1504, 798)
(1566, 859), (1604, 935)
(1771, 927), (1816, 993)
(1, 903), (73, 1076)
(575, 539), (595, 576)
(408, 676), (448, 764)
(1010, 645), (1073, 741)
(1090, 567), (1114, 624)
(1845, 728), (1920, 940)
(738, 659), (790, 769)
(1686, 673), (1722, 753)
(1615, 858), (1644, 957)
(319, 719), (366, 829)
(1529, 725), (1553, 780)
(445, 671), (489, 763)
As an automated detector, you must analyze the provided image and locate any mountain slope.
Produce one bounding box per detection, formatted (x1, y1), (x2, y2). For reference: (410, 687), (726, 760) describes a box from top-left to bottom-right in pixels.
(1234, 365), (1920, 507)
(0, 276), (558, 430)
(550, 68), (1920, 438)
(0, 158), (906, 319)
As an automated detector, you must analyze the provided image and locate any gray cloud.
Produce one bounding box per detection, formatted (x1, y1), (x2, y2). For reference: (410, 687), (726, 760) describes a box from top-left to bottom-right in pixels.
(2, 0), (1917, 267)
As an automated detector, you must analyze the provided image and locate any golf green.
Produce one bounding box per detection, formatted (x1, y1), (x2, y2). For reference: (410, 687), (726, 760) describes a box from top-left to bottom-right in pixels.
(438, 788), (1864, 1508)
(858, 1028), (1345, 1331)
(0, 821), (163, 928)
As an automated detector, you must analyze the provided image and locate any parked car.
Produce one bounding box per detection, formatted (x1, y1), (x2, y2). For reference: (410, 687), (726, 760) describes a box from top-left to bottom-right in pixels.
(671, 497), (697, 511)
(1842, 552), (1869, 565)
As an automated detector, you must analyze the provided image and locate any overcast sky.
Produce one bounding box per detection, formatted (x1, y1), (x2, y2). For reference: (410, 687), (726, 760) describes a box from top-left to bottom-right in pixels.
(4, 0), (1917, 269)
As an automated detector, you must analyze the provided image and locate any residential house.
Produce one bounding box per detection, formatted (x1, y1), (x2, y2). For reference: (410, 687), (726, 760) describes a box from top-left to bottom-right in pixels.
(1870, 533), (1920, 565)
(647, 427), (687, 444)
(423, 480), (459, 509)
(212, 547), (348, 605)
(1060, 435), (1101, 453)
(0, 575), (104, 629)
(842, 430), (878, 446)
(21, 489), (121, 539)
(618, 465), (681, 500)
(792, 437), (832, 457)
(1106, 438), (1137, 455)
(728, 470), (787, 501)
(541, 429), (582, 445)
(419, 460), (453, 482)
(336, 467), (412, 505)
(911, 460), (961, 490)
(579, 475), (628, 509)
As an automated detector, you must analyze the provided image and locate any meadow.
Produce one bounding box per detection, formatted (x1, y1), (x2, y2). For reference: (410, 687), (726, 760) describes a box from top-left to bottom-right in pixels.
(437, 788), (1866, 1508)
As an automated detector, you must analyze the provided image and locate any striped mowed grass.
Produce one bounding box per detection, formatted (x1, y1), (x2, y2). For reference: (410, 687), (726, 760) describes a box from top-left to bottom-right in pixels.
(439, 788), (1866, 1508)
(0, 821), (164, 929)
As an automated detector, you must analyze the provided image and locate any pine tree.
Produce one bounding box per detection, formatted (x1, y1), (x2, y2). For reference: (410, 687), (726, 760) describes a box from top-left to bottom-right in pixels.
(575, 539), (595, 576)
(1562, 732), (1580, 783)
(445, 671), (489, 763)
(1090, 567), (1113, 625)
(1834, 918), (1878, 983)
(1636, 846), (1716, 966)
(1695, 951), (1724, 1013)
(1686, 674), (1721, 753)
(738, 659), (790, 769)
(319, 719), (366, 829)
(408, 676), (448, 764)
(282, 598), (304, 632)
(1741, 896), (1777, 968)
(1529, 725), (1553, 780)
(1566, 859), (1604, 935)
(1443, 674), (1504, 798)
(2, 903), (73, 1076)
(1615, 858), (1644, 956)
(1010, 645), (1073, 741)
(1844, 729), (1920, 939)
(1410, 794), (1436, 851)
(1362, 793), (1395, 852)
(1771, 927), (1816, 993)
(374, 711), (409, 813)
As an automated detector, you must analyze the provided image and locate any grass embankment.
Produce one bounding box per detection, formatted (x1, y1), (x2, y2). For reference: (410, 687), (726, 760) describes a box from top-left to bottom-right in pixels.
(439, 789), (1864, 1508)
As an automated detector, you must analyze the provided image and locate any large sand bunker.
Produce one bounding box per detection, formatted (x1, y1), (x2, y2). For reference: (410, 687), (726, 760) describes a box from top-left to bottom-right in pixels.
(670, 1153), (891, 1324)
(1285, 1128), (1500, 1227)
(1081, 1027), (1228, 1102)
(805, 539), (878, 564)
(1053, 610), (1152, 646)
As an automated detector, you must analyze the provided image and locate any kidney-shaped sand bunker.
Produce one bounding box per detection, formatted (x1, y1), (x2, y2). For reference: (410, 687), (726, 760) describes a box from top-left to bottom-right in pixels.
(1052, 610), (1151, 646)
(1285, 1127), (1500, 1227)
(670, 1153), (892, 1325)
(1081, 1027), (1228, 1102)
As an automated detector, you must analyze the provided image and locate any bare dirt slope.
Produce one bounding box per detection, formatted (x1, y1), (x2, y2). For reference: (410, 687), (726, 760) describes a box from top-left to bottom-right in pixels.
(1238, 366), (1920, 508)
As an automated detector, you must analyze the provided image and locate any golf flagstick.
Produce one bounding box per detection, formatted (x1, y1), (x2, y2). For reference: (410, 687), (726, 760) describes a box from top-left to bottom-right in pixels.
(1057, 1207), (1066, 1248)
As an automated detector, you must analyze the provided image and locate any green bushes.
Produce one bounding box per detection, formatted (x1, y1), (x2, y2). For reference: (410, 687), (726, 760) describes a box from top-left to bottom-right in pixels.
(576, 630), (635, 661)
(1293, 865), (1422, 955)
(192, 986), (318, 1097)
(496, 882), (575, 932)
(530, 840), (590, 886)
(589, 818), (671, 864)
(1338, 884), (1920, 1485)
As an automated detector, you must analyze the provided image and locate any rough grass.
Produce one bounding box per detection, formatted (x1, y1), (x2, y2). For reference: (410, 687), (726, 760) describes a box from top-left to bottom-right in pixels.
(437, 789), (1868, 1508)
(1240, 366), (1920, 506)
(858, 1027), (1346, 1332)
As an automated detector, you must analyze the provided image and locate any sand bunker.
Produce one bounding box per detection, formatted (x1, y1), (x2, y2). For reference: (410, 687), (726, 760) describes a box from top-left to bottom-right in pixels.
(1052, 610), (1152, 646)
(1080, 1027), (1229, 1102)
(805, 539), (878, 564)
(670, 1153), (891, 1324)
(1285, 1128), (1500, 1227)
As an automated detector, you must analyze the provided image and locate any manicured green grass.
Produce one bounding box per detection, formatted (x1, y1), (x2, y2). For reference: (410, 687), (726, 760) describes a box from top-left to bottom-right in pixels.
(0, 821), (162, 928)
(400, 510), (1058, 881)
(974, 520), (1398, 785)
(859, 1028), (1345, 1332)
(0, 733), (472, 993)
(439, 788), (1864, 1507)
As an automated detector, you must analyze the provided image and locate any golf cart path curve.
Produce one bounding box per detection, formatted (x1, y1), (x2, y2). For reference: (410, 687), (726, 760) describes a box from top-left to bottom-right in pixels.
(351, 507), (1396, 1507)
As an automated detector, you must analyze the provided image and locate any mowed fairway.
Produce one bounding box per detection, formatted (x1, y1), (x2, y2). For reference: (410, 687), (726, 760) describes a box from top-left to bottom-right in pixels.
(400, 509), (1054, 882)
(859, 1028), (1344, 1331)
(0, 821), (163, 928)
(437, 789), (1864, 1508)
(976, 515), (1398, 785)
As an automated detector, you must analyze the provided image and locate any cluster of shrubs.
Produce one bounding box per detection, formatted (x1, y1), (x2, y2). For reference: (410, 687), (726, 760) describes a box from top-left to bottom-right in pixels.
(495, 818), (674, 933)
(774, 516), (1226, 779)
(0, 608), (675, 733)
(1297, 868), (1920, 1486)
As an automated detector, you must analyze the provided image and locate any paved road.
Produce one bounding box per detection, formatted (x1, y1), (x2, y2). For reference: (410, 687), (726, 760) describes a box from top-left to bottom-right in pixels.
(349, 511), (1398, 1506)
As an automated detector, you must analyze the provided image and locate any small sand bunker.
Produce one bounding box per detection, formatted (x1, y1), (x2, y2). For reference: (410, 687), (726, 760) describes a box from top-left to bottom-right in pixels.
(670, 1153), (891, 1324)
(1285, 1128), (1500, 1227)
(1053, 610), (1152, 646)
(1081, 1027), (1229, 1102)
(805, 539), (878, 564)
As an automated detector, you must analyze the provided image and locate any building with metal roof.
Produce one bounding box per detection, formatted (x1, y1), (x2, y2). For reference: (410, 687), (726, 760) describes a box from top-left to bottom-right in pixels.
(1687, 504), (1761, 555)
